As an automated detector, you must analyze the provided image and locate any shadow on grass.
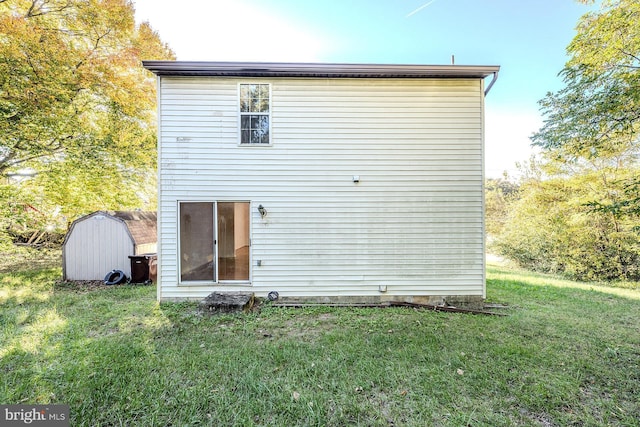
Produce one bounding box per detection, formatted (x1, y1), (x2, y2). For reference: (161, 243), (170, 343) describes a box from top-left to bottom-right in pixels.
(0, 248), (62, 274)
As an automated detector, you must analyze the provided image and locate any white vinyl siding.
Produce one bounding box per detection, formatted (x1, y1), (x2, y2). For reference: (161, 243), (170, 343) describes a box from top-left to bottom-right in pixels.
(157, 77), (485, 300)
(135, 243), (157, 255)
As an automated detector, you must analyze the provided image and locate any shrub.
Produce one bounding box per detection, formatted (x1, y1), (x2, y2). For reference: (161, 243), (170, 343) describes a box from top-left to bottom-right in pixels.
(493, 170), (640, 281)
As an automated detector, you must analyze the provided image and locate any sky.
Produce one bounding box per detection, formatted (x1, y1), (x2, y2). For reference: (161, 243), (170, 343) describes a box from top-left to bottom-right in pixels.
(133, 0), (598, 178)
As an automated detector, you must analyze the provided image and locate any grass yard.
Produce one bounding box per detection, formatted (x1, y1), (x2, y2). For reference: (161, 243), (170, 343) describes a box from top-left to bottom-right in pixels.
(1, 262), (639, 426)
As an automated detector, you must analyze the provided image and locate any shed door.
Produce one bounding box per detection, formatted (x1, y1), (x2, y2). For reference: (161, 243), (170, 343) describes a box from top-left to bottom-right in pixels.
(179, 202), (250, 283)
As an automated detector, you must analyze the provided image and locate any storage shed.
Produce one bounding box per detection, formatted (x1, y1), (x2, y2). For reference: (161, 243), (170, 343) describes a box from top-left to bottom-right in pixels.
(62, 211), (157, 281)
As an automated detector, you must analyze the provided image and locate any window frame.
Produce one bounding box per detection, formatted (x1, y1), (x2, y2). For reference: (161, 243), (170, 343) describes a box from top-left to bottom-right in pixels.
(237, 82), (272, 146)
(177, 200), (253, 286)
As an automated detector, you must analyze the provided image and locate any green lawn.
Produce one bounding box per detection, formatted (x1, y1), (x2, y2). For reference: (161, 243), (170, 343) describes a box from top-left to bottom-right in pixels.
(1, 264), (639, 426)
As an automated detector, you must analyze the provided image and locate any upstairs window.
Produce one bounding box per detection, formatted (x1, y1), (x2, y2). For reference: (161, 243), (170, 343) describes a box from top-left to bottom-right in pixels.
(239, 83), (270, 144)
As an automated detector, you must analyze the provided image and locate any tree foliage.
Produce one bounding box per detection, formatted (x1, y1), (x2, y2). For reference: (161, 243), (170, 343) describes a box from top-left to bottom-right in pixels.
(532, 0), (640, 156)
(0, 0), (174, 235)
(485, 177), (519, 237)
(491, 0), (640, 281)
(493, 162), (640, 281)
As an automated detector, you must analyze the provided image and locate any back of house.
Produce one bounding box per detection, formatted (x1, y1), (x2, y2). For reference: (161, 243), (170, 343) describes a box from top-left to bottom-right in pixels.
(143, 61), (499, 306)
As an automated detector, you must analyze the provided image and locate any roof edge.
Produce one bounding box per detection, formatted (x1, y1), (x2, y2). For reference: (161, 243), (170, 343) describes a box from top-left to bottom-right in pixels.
(142, 61), (500, 79)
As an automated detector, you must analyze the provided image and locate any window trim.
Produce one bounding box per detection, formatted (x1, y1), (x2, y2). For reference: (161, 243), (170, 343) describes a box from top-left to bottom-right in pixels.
(237, 82), (272, 146)
(177, 200), (253, 286)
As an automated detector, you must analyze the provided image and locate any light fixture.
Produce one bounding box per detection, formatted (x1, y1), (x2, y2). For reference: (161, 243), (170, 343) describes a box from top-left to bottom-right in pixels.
(258, 204), (267, 218)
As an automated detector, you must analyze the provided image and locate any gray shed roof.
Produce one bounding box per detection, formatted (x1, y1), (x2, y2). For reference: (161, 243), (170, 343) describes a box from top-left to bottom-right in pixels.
(142, 61), (500, 79)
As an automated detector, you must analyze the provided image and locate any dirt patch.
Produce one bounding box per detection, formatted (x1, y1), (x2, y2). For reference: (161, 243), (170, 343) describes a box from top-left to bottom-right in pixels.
(250, 310), (340, 342)
(55, 280), (110, 293)
(267, 312), (339, 340)
(54, 280), (144, 293)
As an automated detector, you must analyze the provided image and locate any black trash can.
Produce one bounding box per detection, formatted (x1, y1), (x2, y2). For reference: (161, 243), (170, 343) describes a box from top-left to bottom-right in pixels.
(129, 253), (157, 283)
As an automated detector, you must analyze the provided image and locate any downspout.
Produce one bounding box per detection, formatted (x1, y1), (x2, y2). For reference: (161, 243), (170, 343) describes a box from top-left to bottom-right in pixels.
(484, 71), (499, 96)
(481, 69), (498, 301)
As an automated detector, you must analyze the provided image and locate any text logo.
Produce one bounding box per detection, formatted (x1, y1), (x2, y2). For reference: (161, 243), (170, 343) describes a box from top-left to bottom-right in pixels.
(1, 405), (69, 426)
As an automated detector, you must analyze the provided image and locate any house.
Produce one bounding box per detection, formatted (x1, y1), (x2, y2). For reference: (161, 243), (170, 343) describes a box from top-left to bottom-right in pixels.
(63, 211), (157, 281)
(142, 61), (499, 307)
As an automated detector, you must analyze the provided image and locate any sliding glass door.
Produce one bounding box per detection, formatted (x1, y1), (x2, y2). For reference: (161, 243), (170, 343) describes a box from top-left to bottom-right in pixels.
(179, 202), (250, 283)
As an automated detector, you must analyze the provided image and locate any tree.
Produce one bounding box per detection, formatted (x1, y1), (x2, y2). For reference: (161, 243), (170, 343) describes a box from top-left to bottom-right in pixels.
(0, 0), (174, 233)
(532, 0), (640, 156)
(493, 0), (640, 281)
(485, 176), (519, 237)
(494, 161), (640, 281)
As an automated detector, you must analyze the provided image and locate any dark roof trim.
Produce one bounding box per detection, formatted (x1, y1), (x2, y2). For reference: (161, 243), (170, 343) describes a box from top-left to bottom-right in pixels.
(142, 61), (500, 79)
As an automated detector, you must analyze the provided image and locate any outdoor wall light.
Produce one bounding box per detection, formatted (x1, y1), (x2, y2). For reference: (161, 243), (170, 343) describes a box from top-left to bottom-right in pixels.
(258, 204), (267, 218)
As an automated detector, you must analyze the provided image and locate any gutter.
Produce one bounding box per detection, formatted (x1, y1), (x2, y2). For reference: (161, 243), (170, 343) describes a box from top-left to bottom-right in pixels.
(484, 71), (499, 96)
(142, 61), (500, 80)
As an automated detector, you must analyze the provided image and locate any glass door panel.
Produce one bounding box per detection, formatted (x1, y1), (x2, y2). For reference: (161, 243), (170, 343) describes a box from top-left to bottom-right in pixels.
(180, 202), (215, 281)
(218, 202), (250, 281)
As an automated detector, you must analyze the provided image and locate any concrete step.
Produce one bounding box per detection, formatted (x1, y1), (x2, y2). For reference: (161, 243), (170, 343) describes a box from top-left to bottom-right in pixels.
(199, 291), (255, 313)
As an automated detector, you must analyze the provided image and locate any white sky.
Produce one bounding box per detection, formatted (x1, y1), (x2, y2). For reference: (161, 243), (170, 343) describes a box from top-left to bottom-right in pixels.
(136, 1), (331, 62)
(133, 0), (594, 179)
